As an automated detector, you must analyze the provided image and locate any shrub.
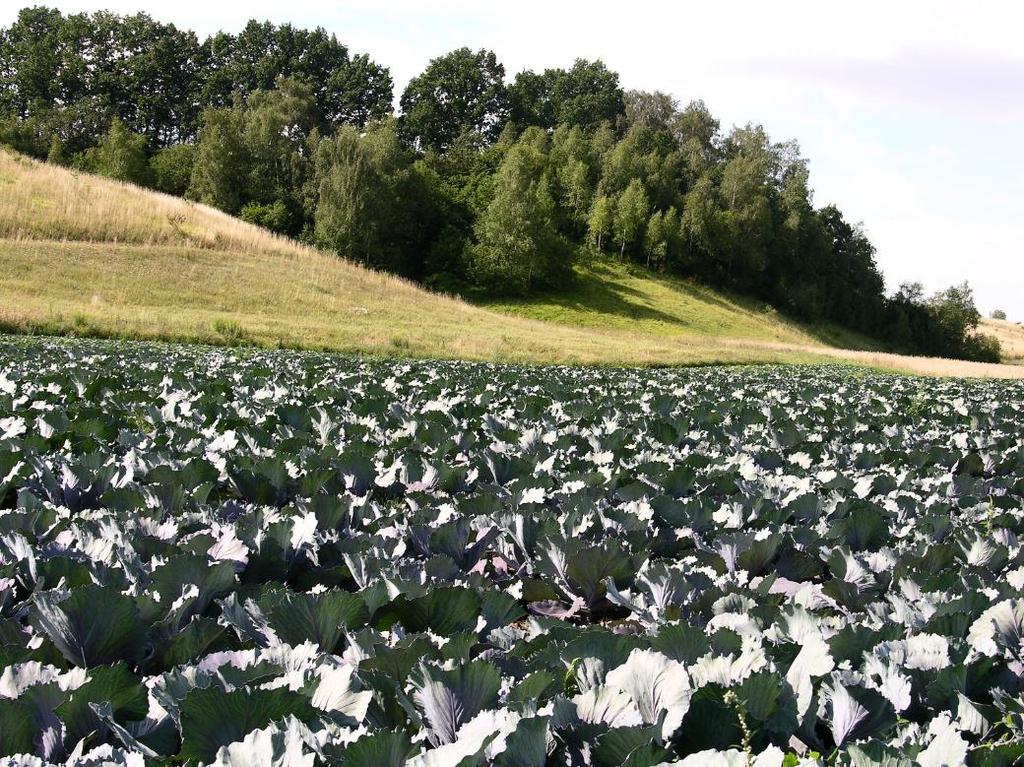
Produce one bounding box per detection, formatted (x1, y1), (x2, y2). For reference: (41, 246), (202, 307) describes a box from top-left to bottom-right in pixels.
(211, 318), (248, 343)
(0, 111), (50, 157)
(151, 144), (196, 196)
(71, 146), (100, 173)
(240, 200), (291, 234)
(991, 309), (1007, 320)
(46, 135), (67, 166)
(94, 118), (152, 186)
(962, 332), (1002, 363)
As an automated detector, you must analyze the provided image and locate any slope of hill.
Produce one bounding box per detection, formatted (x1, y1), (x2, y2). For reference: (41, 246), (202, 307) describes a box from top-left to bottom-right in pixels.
(482, 258), (884, 351)
(0, 149), (1020, 378)
(982, 318), (1024, 364)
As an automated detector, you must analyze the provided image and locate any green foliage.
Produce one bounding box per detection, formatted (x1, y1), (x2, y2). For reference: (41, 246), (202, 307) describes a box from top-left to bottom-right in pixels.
(991, 309), (1007, 320)
(469, 142), (571, 294)
(200, 20), (392, 129)
(240, 200), (290, 233)
(92, 118), (152, 186)
(0, 7), (994, 361)
(902, 282), (1001, 362)
(313, 121), (437, 275)
(644, 207), (678, 271)
(312, 126), (367, 257)
(963, 332), (1002, 363)
(673, 100), (721, 181)
(612, 179), (649, 258)
(1, 100), (110, 157)
(588, 195), (615, 252)
(45, 134), (66, 165)
(0, 6), (391, 150)
(930, 281), (981, 346)
(719, 129), (774, 283)
(623, 89), (678, 132)
(400, 47), (508, 151)
(187, 106), (249, 213)
(242, 76), (316, 219)
(885, 279), (1000, 361)
(509, 59), (624, 130)
(149, 143), (196, 196)
(186, 77), (316, 232)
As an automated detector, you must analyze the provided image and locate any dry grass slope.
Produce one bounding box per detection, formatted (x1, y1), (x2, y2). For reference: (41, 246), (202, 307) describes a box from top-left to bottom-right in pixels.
(0, 149), (1021, 378)
(982, 318), (1024, 364)
(0, 150), (299, 253)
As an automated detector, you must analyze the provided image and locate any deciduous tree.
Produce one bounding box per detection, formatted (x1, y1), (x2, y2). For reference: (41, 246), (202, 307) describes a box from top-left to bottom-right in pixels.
(400, 48), (508, 151)
(613, 179), (649, 258)
(588, 195), (615, 252)
(509, 59), (624, 131)
(92, 117), (151, 186)
(469, 143), (569, 293)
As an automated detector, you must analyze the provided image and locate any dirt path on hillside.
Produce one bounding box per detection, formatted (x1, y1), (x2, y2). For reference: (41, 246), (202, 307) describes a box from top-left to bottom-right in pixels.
(715, 337), (1024, 378)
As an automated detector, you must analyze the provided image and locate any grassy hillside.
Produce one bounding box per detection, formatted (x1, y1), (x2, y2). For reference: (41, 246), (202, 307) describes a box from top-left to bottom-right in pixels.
(0, 149), (1021, 378)
(483, 258), (883, 351)
(982, 318), (1024, 364)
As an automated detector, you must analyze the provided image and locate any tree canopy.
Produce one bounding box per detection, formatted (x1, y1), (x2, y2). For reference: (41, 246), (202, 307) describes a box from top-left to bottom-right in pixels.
(399, 48), (508, 152)
(0, 6), (391, 154)
(509, 59), (624, 131)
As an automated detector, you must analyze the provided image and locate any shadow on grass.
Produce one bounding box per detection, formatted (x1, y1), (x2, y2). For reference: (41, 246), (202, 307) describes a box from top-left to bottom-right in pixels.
(482, 260), (697, 327)
(477, 256), (889, 353)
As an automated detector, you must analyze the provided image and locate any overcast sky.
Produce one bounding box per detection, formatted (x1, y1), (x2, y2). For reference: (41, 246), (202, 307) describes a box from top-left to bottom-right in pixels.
(5, 0), (1021, 319)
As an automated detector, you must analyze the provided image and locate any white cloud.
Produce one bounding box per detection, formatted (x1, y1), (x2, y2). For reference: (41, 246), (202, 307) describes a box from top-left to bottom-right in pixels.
(926, 144), (957, 163)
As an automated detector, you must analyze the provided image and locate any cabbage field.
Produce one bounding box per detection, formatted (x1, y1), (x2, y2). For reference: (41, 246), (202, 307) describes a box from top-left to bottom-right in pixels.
(1, 338), (1023, 767)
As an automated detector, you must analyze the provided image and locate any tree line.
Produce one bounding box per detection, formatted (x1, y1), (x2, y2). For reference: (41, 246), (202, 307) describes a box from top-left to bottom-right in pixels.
(0, 7), (999, 362)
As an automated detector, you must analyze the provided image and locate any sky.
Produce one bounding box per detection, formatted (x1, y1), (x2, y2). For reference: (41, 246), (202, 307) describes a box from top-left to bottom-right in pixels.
(4, 0), (1022, 319)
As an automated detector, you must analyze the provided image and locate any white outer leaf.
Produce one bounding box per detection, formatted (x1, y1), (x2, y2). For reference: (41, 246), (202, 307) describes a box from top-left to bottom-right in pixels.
(915, 716), (968, 767)
(571, 685), (643, 727)
(904, 634), (951, 671)
(311, 665), (373, 723)
(210, 716), (320, 767)
(605, 649), (691, 739)
(967, 600), (1023, 657)
(657, 744), (784, 767)
(785, 635), (835, 719)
